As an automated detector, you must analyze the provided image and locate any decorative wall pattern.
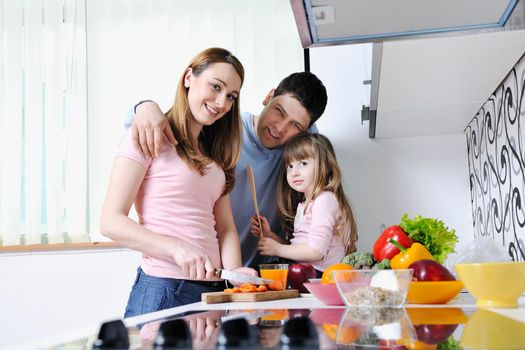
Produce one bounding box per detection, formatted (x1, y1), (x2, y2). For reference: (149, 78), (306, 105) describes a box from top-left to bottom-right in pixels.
(465, 53), (525, 262)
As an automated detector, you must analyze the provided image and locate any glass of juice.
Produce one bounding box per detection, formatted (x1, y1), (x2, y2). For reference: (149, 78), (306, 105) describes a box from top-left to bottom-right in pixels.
(259, 264), (289, 290)
(260, 309), (289, 326)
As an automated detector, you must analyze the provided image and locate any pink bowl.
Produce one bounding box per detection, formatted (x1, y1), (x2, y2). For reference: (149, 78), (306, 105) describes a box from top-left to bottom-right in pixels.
(309, 308), (345, 325)
(303, 282), (344, 306)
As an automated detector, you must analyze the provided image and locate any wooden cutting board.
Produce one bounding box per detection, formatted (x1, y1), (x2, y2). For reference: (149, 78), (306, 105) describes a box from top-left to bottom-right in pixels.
(202, 289), (299, 304)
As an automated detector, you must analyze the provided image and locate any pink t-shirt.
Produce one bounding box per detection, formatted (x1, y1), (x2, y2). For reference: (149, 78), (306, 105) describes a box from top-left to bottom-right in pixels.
(117, 131), (225, 279)
(289, 191), (345, 271)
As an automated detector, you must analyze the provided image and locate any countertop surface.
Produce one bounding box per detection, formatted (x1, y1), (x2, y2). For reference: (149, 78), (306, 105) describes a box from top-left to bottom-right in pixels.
(10, 292), (525, 350)
(125, 292), (525, 324)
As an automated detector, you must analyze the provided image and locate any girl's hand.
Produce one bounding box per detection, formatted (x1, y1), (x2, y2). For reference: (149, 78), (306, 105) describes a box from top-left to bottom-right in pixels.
(250, 215), (271, 237)
(173, 244), (215, 280)
(227, 266), (259, 287)
(232, 266), (258, 277)
(258, 237), (282, 256)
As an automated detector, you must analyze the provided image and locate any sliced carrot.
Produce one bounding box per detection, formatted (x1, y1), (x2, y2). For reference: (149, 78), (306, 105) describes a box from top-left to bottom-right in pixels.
(240, 284), (258, 293)
(255, 284), (268, 292)
(225, 283), (272, 293)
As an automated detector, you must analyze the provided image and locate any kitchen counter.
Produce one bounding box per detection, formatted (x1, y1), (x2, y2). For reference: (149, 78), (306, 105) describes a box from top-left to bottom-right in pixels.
(9, 293), (525, 350)
(126, 292), (525, 325)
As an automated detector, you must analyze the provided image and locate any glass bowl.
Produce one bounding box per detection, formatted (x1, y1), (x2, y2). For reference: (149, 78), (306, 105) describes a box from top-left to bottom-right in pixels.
(332, 269), (413, 308)
(336, 307), (415, 347)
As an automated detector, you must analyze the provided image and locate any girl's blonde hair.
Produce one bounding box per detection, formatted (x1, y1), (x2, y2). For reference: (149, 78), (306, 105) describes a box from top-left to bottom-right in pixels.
(166, 47), (244, 194)
(276, 133), (358, 255)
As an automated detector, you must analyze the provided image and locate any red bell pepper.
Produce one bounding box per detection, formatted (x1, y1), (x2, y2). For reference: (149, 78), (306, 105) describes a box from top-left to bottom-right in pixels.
(373, 225), (413, 261)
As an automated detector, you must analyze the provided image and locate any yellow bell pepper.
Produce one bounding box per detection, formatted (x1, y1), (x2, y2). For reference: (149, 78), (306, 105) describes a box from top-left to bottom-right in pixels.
(388, 238), (434, 269)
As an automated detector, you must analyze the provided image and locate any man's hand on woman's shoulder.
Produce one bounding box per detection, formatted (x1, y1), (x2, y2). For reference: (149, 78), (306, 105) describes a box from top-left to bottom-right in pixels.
(132, 100), (177, 158)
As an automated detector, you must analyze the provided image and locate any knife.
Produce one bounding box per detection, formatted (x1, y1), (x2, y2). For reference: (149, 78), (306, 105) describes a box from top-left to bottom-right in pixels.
(215, 269), (273, 285)
(220, 310), (272, 323)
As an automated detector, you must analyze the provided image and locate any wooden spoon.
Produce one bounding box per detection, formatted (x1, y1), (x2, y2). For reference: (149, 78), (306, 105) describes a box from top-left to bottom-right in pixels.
(246, 165), (263, 237)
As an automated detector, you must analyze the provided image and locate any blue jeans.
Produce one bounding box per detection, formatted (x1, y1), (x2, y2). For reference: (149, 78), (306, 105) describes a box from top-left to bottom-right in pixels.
(124, 267), (224, 318)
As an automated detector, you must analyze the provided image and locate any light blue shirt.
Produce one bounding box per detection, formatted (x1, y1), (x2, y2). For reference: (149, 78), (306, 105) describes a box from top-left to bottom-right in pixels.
(233, 112), (285, 268)
(232, 112), (317, 268)
(126, 109), (317, 268)
(124, 108), (134, 129)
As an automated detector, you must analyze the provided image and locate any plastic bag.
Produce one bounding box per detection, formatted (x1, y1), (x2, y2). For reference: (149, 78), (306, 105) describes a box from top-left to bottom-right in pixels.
(446, 237), (511, 274)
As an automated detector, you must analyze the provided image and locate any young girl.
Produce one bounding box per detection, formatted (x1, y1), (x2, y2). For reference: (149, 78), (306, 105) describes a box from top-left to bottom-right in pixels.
(251, 133), (357, 275)
(101, 48), (255, 317)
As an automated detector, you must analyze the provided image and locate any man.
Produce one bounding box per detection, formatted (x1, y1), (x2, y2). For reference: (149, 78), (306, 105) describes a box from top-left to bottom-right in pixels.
(129, 72), (327, 269)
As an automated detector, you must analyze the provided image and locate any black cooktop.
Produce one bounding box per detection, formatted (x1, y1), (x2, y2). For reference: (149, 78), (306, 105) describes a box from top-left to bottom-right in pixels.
(50, 306), (523, 349)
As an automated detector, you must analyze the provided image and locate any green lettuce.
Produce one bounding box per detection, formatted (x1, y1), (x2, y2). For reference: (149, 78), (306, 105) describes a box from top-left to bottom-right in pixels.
(400, 214), (458, 264)
(437, 336), (463, 350)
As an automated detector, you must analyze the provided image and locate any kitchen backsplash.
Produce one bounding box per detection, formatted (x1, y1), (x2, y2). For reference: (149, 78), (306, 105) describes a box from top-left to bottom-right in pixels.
(465, 52), (525, 262)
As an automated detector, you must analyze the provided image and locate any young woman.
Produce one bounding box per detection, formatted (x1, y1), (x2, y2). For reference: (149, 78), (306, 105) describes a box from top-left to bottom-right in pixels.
(251, 133), (358, 276)
(101, 48), (256, 317)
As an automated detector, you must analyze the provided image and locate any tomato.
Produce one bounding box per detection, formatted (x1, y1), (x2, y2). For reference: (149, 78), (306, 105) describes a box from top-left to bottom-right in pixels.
(321, 263), (352, 284)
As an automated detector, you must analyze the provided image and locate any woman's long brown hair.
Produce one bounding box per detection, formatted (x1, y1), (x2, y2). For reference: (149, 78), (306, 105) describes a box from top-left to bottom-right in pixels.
(276, 133), (358, 255)
(165, 47), (244, 194)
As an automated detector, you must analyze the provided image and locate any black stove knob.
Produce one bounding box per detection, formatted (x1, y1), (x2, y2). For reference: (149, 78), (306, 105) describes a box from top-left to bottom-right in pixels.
(154, 318), (192, 349)
(93, 319), (130, 349)
(217, 318), (259, 349)
(280, 316), (319, 350)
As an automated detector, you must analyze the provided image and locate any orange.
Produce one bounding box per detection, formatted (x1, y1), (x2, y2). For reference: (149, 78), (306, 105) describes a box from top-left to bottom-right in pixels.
(322, 324), (362, 344)
(337, 324), (363, 345)
(322, 324), (338, 340)
(321, 263), (352, 284)
(405, 340), (438, 350)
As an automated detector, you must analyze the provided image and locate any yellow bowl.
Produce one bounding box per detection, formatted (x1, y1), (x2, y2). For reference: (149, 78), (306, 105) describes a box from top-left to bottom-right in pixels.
(461, 308), (525, 349)
(406, 280), (464, 304)
(455, 262), (525, 308)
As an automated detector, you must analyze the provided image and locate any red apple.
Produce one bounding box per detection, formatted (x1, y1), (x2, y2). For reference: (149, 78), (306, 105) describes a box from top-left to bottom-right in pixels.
(414, 324), (459, 344)
(288, 309), (311, 319)
(288, 263), (317, 293)
(409, 259), (455, 281)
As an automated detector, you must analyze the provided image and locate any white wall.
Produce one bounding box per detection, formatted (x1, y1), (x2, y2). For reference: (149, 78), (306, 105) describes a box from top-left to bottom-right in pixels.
(86, 0), (304, 242)
(310, 44), (473, 255)
(0, 249), (141, 348)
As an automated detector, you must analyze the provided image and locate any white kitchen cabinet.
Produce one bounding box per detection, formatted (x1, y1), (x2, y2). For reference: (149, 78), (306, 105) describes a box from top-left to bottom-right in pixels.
(291, 0), (525, 138)
(366, 30), (525, 138)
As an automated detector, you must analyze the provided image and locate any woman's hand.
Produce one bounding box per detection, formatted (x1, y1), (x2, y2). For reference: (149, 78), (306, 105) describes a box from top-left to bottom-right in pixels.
(188, 315), (221, 349)
(258, 237), (282, 256)
(132, 101), (177, 158)
(250, 214), (271, 237)
(172, 243), (216, 280)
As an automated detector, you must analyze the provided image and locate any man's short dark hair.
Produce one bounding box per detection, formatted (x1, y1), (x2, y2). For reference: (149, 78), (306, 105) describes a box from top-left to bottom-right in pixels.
(273, 72), (328, 126)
